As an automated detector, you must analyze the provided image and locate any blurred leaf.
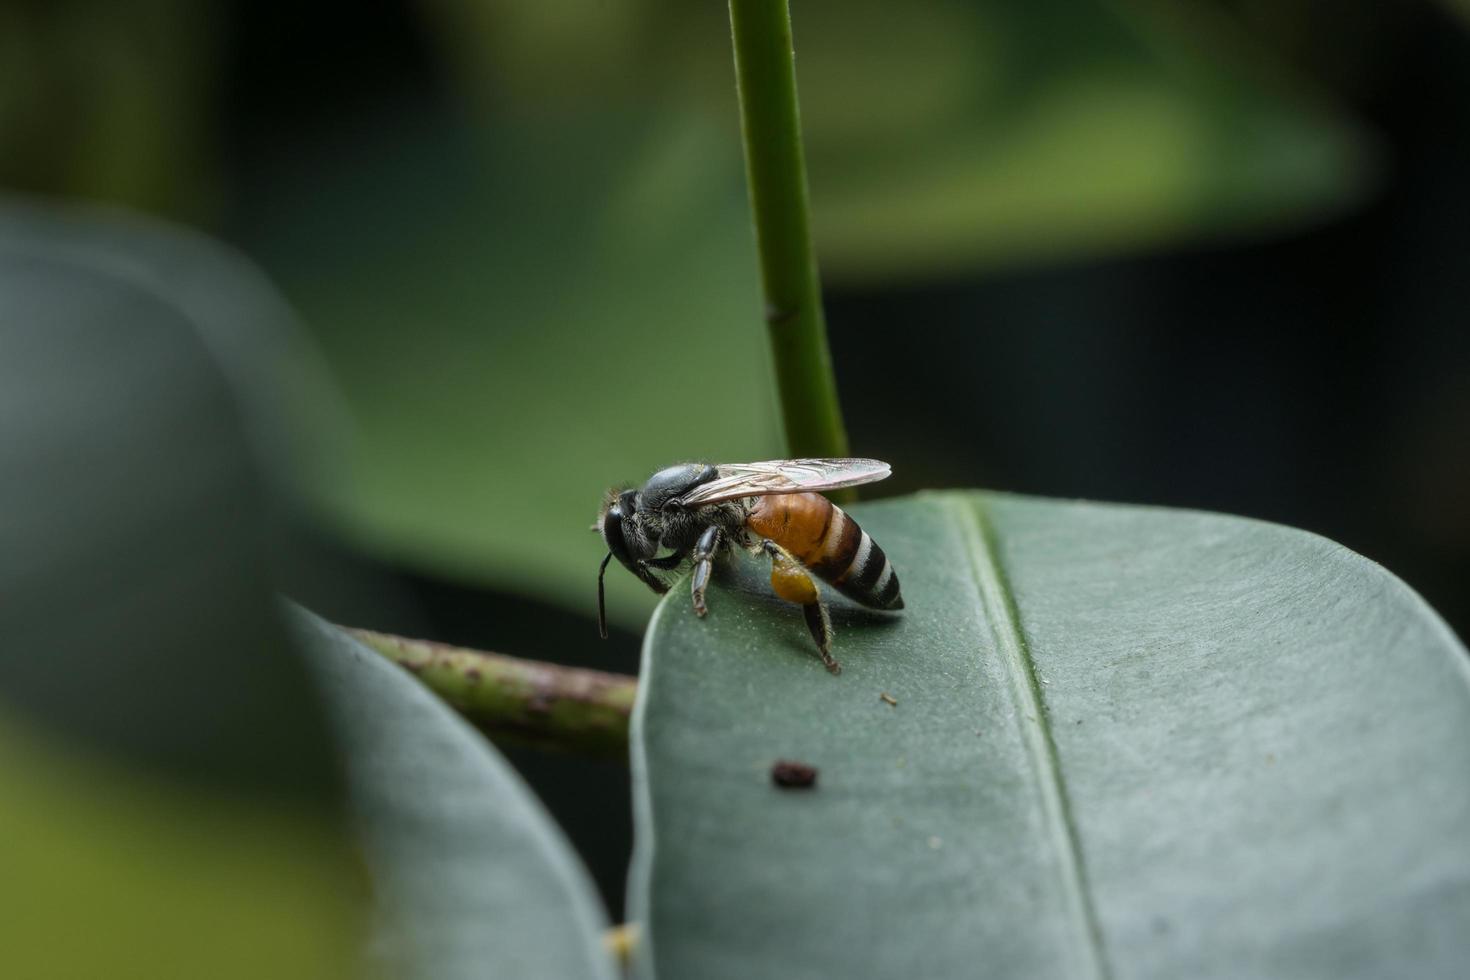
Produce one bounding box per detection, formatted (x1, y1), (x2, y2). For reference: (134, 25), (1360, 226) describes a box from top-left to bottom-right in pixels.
(0, 196), (617, 978)
(0, 200), (361, 976)
(0, 714), (360, 980)
(0, 195), (340, 794)
(254, 0), (1373, 610)
(293, 610), (619, 980)
(1442, 0), (1470, 28)
(428, 0), (1373, 285)
(630, 493), (1470, 978)
(800, 0), (1374, 282)
(238, 109), (780, 627)
(0, 2), (220, 219)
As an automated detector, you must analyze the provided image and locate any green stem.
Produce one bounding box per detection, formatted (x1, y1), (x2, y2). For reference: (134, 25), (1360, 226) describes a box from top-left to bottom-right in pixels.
(729, 0), (850, 462)
(349, 628), (636, 760)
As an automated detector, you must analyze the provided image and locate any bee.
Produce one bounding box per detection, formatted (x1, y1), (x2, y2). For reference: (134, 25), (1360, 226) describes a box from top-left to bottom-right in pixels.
(596, 458), (903, 674)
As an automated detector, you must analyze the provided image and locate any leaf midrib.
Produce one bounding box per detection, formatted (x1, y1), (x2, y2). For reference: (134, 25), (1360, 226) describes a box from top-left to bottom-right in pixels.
(950, 493), (1112, 980)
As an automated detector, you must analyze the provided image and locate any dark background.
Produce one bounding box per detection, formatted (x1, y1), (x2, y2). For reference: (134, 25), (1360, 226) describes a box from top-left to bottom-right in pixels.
(6, 0), (1467, 918)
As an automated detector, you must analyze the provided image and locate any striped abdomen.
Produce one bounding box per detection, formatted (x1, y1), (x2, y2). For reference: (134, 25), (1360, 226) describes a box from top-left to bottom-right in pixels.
(745, 493), (903, 610)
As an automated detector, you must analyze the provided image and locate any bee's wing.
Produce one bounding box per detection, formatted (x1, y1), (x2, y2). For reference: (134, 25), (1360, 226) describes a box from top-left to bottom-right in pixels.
(674, 458), (892, 507)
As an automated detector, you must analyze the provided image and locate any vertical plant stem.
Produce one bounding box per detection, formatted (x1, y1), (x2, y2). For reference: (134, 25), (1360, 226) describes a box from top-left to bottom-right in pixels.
(729, 0), (850, 462)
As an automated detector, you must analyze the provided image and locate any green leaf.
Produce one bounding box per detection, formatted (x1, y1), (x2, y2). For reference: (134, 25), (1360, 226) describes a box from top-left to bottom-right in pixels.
(293, 611), (619, 980)
(798, 0), (1374, 283)
(1440, 0), (1470, 29)
(0, 199), (361, 977)
(251, 0), (1372, 614)
(630, 492), (1470, 978)
(240, 110), (779, 627)
(0, 195), (617, 980)
(0, 3), (219, 219)
(0, 712), (361, 980)
(426, 0), (1372, 286)
(0, 193), (343, 802)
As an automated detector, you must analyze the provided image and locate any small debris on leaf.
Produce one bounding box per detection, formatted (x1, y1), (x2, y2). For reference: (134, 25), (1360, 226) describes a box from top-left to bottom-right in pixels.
(770, 759), (818, 789)
(879, 692), (898, 707)
(603, 923), (640, 966)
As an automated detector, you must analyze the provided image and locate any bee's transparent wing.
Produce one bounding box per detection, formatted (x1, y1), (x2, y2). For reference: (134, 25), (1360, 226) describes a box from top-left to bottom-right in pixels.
(674, 458), (892, 507)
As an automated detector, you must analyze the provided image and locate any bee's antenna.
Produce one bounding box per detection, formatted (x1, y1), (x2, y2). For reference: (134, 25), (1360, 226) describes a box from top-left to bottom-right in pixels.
(597, 551), (613, 639)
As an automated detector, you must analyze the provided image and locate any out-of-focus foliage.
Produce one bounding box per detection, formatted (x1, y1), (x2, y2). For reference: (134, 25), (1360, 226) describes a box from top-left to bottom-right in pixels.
(429, 0), (1372, 282)
(0, 0), (1382, 622)
(236, 0), (1371, 620)
(0, 200), (362, 978)
(296, 611), (619, 980)
(238, 111), (781, 630)
(1441, 0), (1470, 28)
(632, 493), (1470, 978)
(0, 200), (621, 978)
(0, 717), (359, 980)
(0, 1), (219, 219)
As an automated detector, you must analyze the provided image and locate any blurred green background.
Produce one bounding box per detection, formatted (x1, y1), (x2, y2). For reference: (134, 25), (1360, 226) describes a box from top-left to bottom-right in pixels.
(4, 0), (1468, 926)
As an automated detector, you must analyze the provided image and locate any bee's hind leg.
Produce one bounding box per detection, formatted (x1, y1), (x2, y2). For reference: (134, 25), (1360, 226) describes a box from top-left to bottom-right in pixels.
(801, 604), (838, 675)
(690, 525), (723, 617)
(761, 540), (840, 675)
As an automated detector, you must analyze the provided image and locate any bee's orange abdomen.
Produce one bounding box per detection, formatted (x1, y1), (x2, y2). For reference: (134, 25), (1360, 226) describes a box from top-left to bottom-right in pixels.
(746, 492), (840, 565)
(746, 493), (903, 610)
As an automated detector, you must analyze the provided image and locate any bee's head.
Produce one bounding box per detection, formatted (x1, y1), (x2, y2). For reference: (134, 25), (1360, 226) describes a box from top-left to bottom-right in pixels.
(598, 488), (650, 563)
(596, 488), (655, 638)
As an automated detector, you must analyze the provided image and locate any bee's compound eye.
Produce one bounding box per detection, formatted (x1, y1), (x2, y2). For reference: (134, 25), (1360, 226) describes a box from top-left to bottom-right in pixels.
(602, 504), (628, 554)
(602, 502), (623, 531)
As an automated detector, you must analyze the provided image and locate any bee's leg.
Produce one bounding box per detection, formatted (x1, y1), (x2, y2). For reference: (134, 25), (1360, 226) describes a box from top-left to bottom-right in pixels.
(802, 603), (837, 675)
(690, 525), (723, 618)
(634, 568), (669, 594)
(632, 549), (688, 596)
(761, 540), (840, 675)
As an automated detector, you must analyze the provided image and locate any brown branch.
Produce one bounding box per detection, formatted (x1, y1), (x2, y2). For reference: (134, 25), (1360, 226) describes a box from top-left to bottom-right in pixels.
(348, 628), (637, 760)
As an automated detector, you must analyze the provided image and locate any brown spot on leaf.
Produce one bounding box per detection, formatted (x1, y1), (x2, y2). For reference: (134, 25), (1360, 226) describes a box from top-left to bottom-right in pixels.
(770, 759), (818, 789)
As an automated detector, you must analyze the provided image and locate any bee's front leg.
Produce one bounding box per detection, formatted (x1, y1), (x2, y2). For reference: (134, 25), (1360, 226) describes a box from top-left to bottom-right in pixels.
(690, 525), (723, 618)
(635, 550), (687, 594)
(761, 540), (839, 675)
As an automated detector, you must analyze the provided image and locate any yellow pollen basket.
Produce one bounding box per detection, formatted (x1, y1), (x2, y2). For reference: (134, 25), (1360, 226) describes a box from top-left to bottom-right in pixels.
(769, 553), (819, 605)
